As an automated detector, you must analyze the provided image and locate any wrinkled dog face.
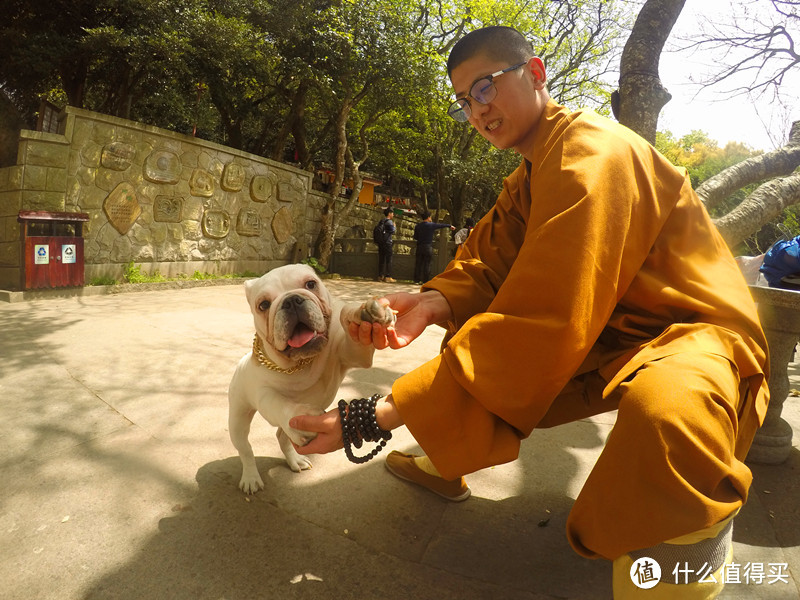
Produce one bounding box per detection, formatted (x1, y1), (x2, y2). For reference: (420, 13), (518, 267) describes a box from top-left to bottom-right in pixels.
(245, 265), (332, 361)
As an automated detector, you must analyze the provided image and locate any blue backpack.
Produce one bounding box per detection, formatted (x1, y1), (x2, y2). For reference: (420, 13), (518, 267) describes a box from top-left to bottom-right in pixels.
(760, 236), (800, 289)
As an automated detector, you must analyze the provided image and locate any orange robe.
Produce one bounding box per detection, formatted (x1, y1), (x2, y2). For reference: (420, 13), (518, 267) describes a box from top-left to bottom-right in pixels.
(391, 100), (769, 560)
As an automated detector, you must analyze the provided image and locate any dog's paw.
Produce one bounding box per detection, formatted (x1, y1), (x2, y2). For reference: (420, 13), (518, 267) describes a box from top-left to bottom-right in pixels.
(239, 467), (265, 494)
(359, 297), (396, 327)
(286, 454), (313, 472)
(286, 428), (317, 447)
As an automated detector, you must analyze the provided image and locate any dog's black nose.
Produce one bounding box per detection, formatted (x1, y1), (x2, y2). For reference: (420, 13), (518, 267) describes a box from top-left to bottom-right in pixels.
(282, 295), (306, 310)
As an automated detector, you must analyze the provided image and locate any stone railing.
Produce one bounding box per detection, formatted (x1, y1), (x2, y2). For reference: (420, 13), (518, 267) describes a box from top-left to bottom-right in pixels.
(330, 233), (453, 282)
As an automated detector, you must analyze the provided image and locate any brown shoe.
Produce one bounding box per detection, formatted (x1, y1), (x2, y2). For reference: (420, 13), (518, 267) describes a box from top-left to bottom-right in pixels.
(383, 277), (396, 283)
(385, 451), (471, 501)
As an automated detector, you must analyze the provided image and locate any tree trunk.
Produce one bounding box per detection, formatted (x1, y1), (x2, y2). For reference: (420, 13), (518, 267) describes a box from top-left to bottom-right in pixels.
(292, 81), (311, 167)
(59, 57), (89, 108)
(613, 0), (686, 144)
(270, 80), (309, 163)
(316, 101), (353, 268)
(315, 158), (364, 270)
(316, 204), (336, 268)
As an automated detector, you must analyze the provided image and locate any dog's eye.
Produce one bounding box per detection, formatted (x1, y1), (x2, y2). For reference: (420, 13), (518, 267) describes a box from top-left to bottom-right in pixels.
(258, 300), (271, 312)
(305, 280), (317, 291)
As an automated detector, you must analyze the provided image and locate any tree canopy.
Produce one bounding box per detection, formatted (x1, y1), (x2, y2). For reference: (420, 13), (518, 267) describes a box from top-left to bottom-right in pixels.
(1, 0), (634, 266)
(2, 0), (797, 265)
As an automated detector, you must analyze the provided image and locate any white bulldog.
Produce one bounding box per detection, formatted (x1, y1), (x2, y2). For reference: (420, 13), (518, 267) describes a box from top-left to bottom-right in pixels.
(228, 263), (394, 494)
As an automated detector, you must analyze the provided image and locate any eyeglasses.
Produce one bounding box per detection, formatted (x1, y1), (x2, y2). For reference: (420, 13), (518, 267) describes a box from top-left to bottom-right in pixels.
(447, 61), (528, 122)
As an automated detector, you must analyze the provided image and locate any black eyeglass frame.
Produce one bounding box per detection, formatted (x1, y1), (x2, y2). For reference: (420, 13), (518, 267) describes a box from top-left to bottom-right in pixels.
(447, 61), (528, 122)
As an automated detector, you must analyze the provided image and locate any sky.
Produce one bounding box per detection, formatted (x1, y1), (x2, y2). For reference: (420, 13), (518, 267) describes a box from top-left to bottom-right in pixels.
(655, 0), (799, 152)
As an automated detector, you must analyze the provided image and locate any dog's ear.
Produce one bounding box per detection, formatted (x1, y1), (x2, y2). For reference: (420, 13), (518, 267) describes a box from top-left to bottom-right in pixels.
(244, 278), (257, 307)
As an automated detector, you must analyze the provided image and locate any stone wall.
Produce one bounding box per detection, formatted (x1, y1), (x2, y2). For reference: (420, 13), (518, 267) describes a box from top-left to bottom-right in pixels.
(0, 106), (434, 290)
(0, 107), (327, 289)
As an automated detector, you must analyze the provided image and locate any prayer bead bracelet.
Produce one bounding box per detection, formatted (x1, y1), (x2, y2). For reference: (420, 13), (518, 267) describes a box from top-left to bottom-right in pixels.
(338, 394), (393, 464)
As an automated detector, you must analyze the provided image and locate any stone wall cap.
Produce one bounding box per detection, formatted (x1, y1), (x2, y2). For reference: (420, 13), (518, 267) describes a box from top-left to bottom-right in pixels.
(18, 210), (90, 223)
(18, 129), (70, 144)
(750, 283), (800, 308)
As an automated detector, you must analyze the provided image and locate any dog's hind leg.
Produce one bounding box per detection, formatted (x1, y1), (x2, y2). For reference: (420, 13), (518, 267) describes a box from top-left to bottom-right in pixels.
(277, 428), (314, 472)
(229, 406), (264, 494)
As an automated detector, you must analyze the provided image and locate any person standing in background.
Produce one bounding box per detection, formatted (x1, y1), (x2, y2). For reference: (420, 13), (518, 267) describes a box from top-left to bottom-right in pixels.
(374, 207), (396, 283)
(413, 211), (455, 284)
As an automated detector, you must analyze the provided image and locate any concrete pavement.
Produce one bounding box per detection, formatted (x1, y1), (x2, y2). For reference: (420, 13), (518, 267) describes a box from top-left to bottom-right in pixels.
(0, 278), (798, 599)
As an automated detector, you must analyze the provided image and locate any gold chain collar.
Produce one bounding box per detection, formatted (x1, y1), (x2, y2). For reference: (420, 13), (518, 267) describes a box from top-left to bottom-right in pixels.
(251, 334), (314, 374)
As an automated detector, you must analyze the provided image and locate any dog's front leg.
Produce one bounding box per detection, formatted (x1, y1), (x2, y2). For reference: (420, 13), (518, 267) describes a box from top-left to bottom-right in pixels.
(229, 405), (264, 494)
(277, 428), (314, 472)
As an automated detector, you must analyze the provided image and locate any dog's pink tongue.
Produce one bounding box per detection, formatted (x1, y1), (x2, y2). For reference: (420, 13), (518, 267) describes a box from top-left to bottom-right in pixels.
(287, 326), (316, 348)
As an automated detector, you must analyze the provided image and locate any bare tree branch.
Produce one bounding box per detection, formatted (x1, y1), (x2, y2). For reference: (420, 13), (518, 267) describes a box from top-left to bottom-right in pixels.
(713, 172), (800, 246)
(678, 0), (800, 100)
(697, 121), (800, 210)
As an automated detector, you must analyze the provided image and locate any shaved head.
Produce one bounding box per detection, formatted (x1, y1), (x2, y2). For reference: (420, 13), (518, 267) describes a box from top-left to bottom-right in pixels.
(447, 26), (535, 78)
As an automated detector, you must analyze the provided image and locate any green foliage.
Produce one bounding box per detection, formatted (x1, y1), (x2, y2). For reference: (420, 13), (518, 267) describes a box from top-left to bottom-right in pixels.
(101, 265), (257, 286)
(88, 275), (118, 286)
(656, 129), (759, 194)
(122, 262), (166, 283)
(301, 257), (327, 274)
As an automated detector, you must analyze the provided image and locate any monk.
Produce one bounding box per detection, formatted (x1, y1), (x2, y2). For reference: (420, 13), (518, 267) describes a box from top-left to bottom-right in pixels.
(291, 26), (769, 598)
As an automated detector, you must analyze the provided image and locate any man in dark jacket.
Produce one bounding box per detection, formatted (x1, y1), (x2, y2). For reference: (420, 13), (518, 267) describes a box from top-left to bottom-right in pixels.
(413, 211), (454, 284)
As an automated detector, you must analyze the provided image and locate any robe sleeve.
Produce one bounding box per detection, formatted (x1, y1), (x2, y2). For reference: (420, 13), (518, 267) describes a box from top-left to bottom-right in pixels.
(422, 166), (530, 327)
(393, 114), (690, 479)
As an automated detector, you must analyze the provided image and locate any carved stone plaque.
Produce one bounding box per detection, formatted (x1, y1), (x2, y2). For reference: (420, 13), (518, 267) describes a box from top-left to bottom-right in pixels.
(101, 142), (135, 171)
(236, 208), (261, 237)
(190, 168), (215, 197)
(103, 182), (142, 235)
(154, 196), (183, 223)
(221, 163), (245, 192)
(202, 209), (230, 239)
(250, 172), (278, 203)
(277, 176), (305, 203)
(144, 150), (180, 184)
(271, 206), (293, 244)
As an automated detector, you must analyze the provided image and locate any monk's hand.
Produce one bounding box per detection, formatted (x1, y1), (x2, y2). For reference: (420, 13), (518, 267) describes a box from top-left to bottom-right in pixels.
(290, 410), (343, 455)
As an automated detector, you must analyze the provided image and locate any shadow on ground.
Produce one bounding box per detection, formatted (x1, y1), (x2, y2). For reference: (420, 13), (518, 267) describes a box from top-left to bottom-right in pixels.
(82, 419), (612, 600)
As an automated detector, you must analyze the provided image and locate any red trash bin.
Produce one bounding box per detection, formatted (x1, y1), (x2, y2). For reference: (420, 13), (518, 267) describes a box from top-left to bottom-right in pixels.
(18, 210), (90, 290)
